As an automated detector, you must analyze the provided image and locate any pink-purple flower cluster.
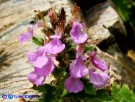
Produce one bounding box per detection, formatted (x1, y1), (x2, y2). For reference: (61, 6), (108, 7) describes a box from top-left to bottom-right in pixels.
(27, 35), (65, 86)
(19, 19), (65, 86)
(64, 21), (109, 93)
(88, 51), (109, 88)
(19, 8), (109, 94)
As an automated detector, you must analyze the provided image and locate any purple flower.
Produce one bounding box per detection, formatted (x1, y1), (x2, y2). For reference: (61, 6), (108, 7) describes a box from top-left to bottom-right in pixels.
(19, 31), (33, 43)
(35, 58), (54, 76)
(27, 46), (49, 68)
(69, 56), (88, 78)
(70, 21), (87, 44)
(45, 38), (65, 54)
(27, 50), (55, 86)
(19, 25), (34, 43)
(64, 76), (83, 93)
(89, 69), (109, 88)
(27, 71), (45, 86)
(89, 51), (108, 71)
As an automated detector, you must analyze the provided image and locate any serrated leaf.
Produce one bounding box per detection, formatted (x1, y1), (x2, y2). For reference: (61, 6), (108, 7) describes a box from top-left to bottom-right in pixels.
(33, 84), (56, 93)
(52, 76), (68, 101)
(111, 84), (135, 102)
(32, 36), (44, 46)
(35, 84), (56, 102)
(63, 90), (91, 101)
(81, 78), (96, 95)
(95, 89), (113, 102)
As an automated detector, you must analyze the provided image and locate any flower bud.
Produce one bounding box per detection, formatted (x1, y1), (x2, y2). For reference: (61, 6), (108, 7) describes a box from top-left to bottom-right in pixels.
(48, 10), (57, 22)
(89, 69), (109, 88)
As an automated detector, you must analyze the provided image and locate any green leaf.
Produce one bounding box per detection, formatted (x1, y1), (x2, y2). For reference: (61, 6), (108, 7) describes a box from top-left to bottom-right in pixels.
(33, 84), (56, 93)
(34, 84), (56, 102)
(32, 36), (44, 46)
(112, 0), (135, 30)
(61, 89), (68, 97)
(52, 67), (65, 79)
(81, 78), (96, 95)
(112, 0), (130, 22)
(33, 84), (49, 92)
(52, 73), (68, 101)
(111, 84), (135, 102)
(34, 76), (68, 102)
(95, 89), (113, 102)
(65, 40), (75, 53)
(63, 90), (91, 101)
(85, 46), (94, 52)
(53, 80), (65, 98)
(133, 86), (135, 94)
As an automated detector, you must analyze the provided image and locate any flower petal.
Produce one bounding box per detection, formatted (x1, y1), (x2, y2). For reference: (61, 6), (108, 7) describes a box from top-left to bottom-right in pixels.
(19, 24), (35, 43)
(34, 76), (45, 86)
(89, 69), (109, 88)
(27, 71), (38, 83)
(35, 58), (54, 76)
(27, 47), (48, 68)
(70, 21), (87, 44)
(19, 31), (33, 43)
(89, 51), (108, 71)
(69, 56), (88, 78)
(27, 71), (45, 86)
(92, 57), (107, 71)
(76, 45), (86, 60)
(45, 38), (65, 54)
(64, 76), (83, 93)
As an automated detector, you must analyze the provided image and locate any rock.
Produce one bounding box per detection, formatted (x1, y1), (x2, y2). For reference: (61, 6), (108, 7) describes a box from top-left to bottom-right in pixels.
(73, 0), (107, 11)
(85, 2), (126, 44)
